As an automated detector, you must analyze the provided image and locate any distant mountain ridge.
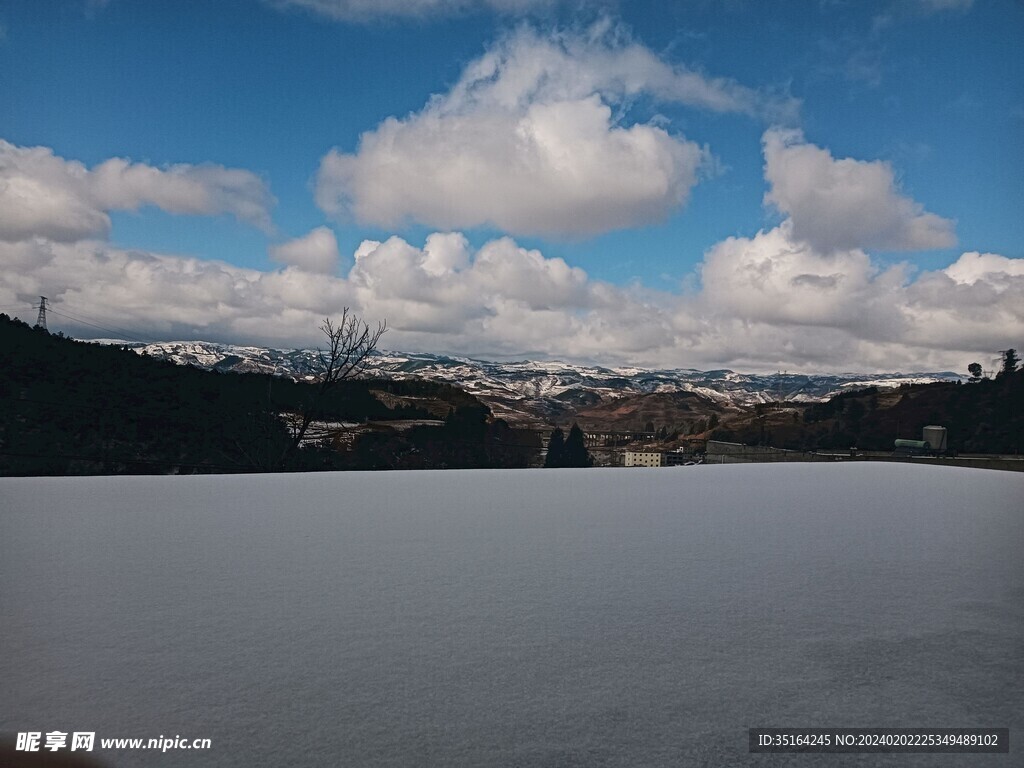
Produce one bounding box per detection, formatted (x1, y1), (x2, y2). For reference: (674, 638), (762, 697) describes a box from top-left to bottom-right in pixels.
(98, 339), (963, 425)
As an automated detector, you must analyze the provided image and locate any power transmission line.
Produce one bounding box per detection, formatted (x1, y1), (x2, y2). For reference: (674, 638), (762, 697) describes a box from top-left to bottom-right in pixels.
(46, 307), (157, 345)
(4, 299), (160, 344)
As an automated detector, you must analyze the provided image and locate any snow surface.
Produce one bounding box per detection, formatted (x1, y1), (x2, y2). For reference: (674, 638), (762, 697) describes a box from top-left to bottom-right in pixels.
(1, 464), (1021, 767)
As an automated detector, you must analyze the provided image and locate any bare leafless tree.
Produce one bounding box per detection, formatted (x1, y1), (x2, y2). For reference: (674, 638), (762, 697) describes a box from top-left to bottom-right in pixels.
(277, 309), (387, 469)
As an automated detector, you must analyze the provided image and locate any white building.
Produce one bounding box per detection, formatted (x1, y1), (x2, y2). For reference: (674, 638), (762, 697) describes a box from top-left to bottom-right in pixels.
(624, 451), (666, 467)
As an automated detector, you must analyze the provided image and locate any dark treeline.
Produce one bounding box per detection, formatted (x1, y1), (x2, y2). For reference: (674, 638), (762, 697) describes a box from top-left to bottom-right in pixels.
(543, 423), (592, 467)
(0, 314), (537, 475)
(713, 363), (1024, 454)
(350, 405), (540, 470)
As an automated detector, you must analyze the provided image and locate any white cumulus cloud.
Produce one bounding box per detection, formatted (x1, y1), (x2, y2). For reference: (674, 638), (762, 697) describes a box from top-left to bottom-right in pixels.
(762, 128), (956, 253)
(3, 140), (1018, 373)
(0, 139), (275, 243)
(698, 220), (909, 340)
(694, 222), (1022, 367)
(943, 251), (1024, 284)
(316, 24), (797, 237)
(3, 226), (1021, 372)
(269, 226), (340, 274)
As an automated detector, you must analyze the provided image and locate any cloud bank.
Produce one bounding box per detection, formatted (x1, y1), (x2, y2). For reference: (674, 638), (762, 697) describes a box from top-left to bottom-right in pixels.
(0, 140), (274, 243)
(763, 129), (956, 253)
(315, 24), (797, 237)
(2, 137), (1018, 373)
(3, 227), (1020, 372)
(269, 226), (340, 274)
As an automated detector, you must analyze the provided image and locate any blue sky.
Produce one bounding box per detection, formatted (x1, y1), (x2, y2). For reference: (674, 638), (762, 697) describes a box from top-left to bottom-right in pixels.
(0, 0), (1021, 372)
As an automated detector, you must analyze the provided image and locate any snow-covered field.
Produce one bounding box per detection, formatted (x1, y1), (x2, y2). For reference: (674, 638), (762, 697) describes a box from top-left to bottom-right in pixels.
(2, 464), (1021, 766)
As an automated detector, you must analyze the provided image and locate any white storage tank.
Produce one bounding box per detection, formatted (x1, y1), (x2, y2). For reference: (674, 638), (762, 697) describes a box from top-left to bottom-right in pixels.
(922, 425), (947, 452)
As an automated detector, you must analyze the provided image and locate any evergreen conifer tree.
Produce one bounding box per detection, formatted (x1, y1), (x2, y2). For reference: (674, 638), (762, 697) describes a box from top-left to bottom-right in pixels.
(544, 427), (565, 468)
(999, 349), (1019, 377)
(563, 423), (592, 467)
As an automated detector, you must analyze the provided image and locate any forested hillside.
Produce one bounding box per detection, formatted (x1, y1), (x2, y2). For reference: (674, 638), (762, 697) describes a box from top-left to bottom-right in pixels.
(712, 364), (1024, 454)
(0, 314), (521, 475)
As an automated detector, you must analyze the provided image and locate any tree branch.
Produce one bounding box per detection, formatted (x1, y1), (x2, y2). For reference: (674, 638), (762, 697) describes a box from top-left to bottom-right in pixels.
(276, 309), (387, 469)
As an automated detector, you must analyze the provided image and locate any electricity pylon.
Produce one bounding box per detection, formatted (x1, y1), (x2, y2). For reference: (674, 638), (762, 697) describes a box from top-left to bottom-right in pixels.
(35, 296), (47, 330)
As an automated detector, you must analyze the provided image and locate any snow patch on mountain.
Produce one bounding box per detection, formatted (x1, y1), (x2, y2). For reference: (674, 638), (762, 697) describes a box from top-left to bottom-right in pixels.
(93, 340), (963, 421)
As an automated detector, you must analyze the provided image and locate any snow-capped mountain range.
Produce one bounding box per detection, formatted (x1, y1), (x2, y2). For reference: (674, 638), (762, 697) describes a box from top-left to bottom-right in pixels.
(97, 339), (963, 424)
